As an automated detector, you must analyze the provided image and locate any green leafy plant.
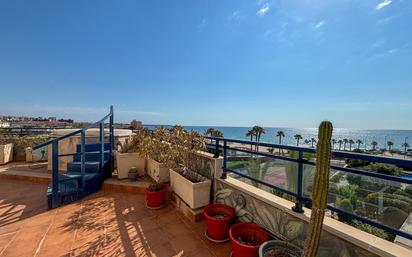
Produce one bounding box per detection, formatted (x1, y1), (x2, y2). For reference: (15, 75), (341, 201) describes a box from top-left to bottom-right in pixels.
(0, 135), (49, 156)
(117, 127), (150, 153)
(148, 182), (164, 192)
(335, 198), (354, 222)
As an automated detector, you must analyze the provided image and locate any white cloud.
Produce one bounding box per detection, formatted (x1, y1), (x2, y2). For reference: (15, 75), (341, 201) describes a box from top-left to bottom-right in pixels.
(314, 20), (325, 29)
(376, 0), (392, 10)
(257, 5), (270, 16)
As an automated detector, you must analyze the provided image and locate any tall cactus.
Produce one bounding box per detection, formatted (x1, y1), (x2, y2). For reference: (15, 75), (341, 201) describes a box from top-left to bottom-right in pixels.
(303, 121), (333, 257)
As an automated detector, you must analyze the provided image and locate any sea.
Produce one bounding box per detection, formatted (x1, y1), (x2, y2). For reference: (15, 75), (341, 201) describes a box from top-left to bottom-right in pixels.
(143, 125), (412, 151)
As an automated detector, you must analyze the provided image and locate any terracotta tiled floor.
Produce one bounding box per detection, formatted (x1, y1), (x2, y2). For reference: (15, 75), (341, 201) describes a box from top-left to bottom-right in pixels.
(0, 178), (232, 257)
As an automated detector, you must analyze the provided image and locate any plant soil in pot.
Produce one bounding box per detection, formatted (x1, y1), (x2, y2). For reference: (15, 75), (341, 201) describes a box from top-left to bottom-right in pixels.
(203, 204), (235, 242)
(229, 223), (269, 257)
(145, 183), (168, 209)
(259, 241), (302, 257)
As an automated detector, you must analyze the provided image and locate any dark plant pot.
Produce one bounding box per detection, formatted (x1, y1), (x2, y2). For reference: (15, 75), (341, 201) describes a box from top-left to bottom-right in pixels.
(145, 184), (168, 208)
(203, 204), (235, 241)
(128, 172), (138, 180)
(229, 223), (269, 257)
(259, 240), (302, 257)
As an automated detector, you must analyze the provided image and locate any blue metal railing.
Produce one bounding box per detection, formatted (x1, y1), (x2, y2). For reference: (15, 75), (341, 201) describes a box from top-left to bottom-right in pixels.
(33, 106), (114, 208)
(205, 136), (412, 240)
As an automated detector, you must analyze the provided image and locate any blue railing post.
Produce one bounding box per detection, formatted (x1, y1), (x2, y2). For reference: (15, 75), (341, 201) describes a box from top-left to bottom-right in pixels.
(99, 121), (104, 172)
(81, 129), (86, 193)
(221, 140), (227, 179)
(292, 150), (304, 213)
(51, 140), (59, 208)
(214, 139), (220, 158)
(109, 105), (114, 176)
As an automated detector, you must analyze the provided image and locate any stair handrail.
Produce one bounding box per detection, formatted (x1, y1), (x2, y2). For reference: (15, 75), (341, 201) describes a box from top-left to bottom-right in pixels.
(32, 105), (114, 208)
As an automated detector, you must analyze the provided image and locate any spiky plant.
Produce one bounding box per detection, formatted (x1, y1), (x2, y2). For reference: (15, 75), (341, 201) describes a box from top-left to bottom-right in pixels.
(303, 121), (333, 257)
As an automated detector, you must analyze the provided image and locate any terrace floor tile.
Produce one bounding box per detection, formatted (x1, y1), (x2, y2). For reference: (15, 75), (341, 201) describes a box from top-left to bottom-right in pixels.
(0, 178), (231, 257)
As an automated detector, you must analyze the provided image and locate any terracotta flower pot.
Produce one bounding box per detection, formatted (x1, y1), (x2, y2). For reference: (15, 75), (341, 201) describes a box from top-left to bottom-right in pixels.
(203, 204), (235, 241)
(145, 184), (168, 208)
(229, 223), (269, 257)
(259, 240), (302, 257)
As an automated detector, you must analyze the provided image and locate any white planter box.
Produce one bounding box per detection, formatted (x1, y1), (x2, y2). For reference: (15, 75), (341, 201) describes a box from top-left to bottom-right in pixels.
(146, 158), (170, 183)
(116, 152), (145, 179)
(170, 169), (211, 209)
(0, 143), (13, 164)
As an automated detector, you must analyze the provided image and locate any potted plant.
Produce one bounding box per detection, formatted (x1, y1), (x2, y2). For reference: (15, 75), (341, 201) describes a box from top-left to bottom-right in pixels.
(143, 127), (173, 183)
(258, 121), (333, 257)
(229, 223), (269, 257)
(116, 128), (148, 179)
(169, 126), (212, 209)
(128, 167), (139, 180)
(145, 182), (168, 209)
(203, 203), (235, 242)
(259, 241), (302, 257)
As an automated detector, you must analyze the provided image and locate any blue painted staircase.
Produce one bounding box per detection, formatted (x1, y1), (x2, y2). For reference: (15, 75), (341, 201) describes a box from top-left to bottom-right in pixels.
(33, 106), (114, 209)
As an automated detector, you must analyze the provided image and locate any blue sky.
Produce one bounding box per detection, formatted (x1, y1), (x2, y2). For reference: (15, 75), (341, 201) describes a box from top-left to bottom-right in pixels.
(0, 0), (411, 129)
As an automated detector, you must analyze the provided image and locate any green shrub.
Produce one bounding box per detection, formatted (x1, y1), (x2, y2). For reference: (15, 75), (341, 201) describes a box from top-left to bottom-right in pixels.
(336, 184), (359, 205)
(352, 220), (395, 241)
(346, 158), (370, 168)
(0, 135), (49, 156)
(379, 206), (408, 229)
(405, 185), (412, 195)
(335, 198), (354, 222)
(365, 163), (403, 177)
(365, 193), (412, 213)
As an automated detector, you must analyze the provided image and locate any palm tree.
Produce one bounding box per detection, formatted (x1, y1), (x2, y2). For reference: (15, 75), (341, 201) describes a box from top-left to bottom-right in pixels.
(332, 139), (336, 149)
(205, 128), (215, 137)
(348, 139), (354, 151)
(371, 141), (378, 150)
(343, 139), (348, 151)
(338, 140), (343, 150)
(211, 130), (223, 138)
(402, 142), (410, 154)
(276, 131), (285, 155)
(253, 126), (265, 151)
(356, 139), (363, 150)
(311, 138), (316, 148)
(246, 129), (255, 152)
(294, 134), (303, 146)
(276, 131), (285, 145)
(387, 141), (394, 151)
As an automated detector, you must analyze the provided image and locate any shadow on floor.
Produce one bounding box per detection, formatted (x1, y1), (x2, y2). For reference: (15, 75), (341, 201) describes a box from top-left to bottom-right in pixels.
(0, 178), (49, 227)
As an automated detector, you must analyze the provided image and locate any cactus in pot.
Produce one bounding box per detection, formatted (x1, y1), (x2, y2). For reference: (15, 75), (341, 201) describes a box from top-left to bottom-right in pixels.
(302, 121), (333, 257)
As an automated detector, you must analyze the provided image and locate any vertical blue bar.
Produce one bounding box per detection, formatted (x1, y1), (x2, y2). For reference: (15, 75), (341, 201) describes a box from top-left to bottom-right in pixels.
(297, 151), (303, 198)
(214, 139), (220, 158)
(81, 129), (86, 192)
(109, 105), (114, 176)
(99, 121), (104, 172)
(221, 140), (227, 179)
(52, 140), (59, 208)
(292, 150), (305, 213)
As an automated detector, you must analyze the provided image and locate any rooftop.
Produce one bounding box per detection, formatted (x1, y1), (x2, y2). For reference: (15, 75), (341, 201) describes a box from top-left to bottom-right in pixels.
(0, 178), (231, 257)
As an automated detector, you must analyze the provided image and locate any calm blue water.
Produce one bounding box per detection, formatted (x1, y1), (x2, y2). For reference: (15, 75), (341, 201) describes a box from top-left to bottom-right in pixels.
(144, 125), (412, 150)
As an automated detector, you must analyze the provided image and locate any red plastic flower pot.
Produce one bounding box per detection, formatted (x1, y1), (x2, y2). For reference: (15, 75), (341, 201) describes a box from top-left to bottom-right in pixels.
(145, 184), (168, 208)
(229, 223), (269, 257)
(203, 204), (235, 241)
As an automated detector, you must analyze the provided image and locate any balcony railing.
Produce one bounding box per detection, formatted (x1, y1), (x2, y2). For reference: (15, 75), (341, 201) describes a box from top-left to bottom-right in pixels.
(206, 136), (412, 241)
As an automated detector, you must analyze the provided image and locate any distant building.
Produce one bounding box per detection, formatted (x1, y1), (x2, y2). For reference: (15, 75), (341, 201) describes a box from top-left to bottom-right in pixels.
(0, 120), (10, 128)
(131, 120), (142, 129)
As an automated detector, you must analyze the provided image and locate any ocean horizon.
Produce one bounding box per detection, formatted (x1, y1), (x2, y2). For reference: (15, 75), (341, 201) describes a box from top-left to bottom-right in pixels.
(144, 125), (412, 150)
